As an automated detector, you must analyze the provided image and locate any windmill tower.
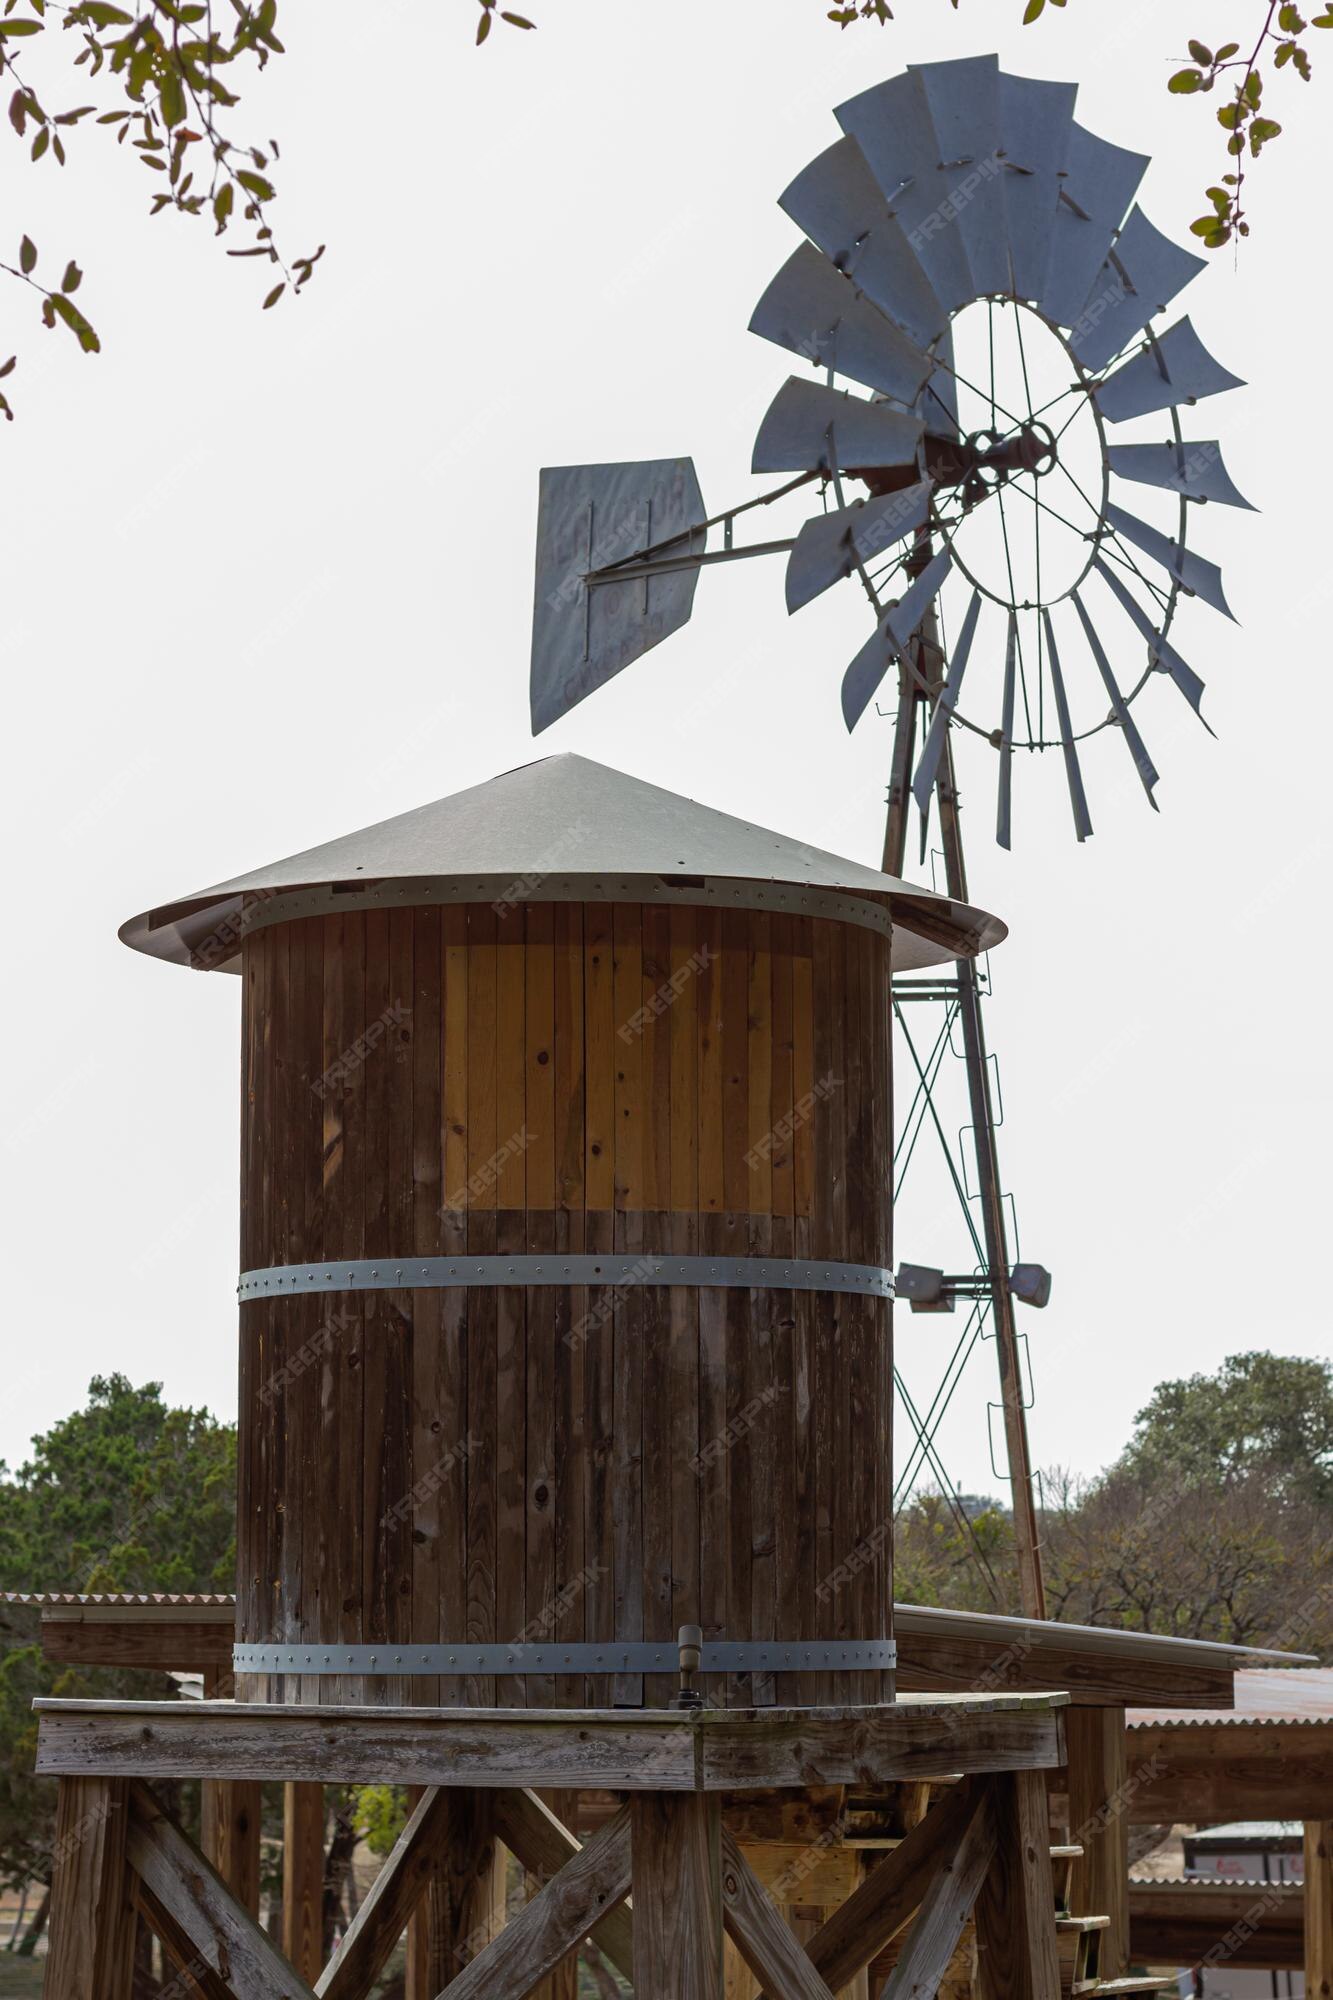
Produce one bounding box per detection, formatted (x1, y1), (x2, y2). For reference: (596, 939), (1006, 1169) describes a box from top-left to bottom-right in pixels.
(527, 54), (1250, 1619)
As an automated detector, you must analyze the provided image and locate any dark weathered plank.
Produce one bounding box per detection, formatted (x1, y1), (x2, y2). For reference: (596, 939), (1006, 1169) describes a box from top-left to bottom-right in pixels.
(974, 1771), (1061, 2000)
(631, 1794), (724, 2000)
(1064, 1706), (1128, 1980)
(1118, 1719), (1333, 1821)
(442, 1805), (632, 2000)
(44, 1776), (133, 2000)
(1309, 1821), (1333, 2000)
(126, 1780), (318, 2000)
(492, 1787), (635, 1982)
(1128, 1880), (1304, 1971)
(283, 1784), (325, 1987)
(879, 1782), (996, 2000)
(719, 1830), (837, 2000)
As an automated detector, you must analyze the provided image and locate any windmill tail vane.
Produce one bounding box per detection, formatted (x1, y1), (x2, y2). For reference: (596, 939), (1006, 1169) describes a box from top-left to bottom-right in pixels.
(529, 52), (1254, 851)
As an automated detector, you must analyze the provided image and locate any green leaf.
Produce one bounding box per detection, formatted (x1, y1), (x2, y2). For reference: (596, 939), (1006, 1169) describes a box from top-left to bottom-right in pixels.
(262, 280), (284, 308)
(61, 259), (81, 292)
(1188, 38), (1213, 63)
(30, 125), (49, 159)
(1275, 39), (1295, 62)
(50, 291), (100, 351)
(1279, 2), (1306, 28)
(500, 10), (534, 23)
(1169, 67), (1202, 92)
(1312, 10), (1333, 23)
(1189, 216), (1219, 235)
(213, 180), (233, 231)
(1022, 0), (1045, 19)
(0, 355), (15, 377)
(0, 18), (44, 34)
(19, 233), (36, 273)
(1244, 68), (1262, 103)
(476, 5), (491, 39)
(1217, 101), (1244, 127)
(235, 168), (275, 201)
(160, 68), (185, 127)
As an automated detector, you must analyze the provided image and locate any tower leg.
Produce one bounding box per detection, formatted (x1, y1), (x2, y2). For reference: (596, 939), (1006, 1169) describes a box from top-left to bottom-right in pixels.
(413, 1789), (501, 1989)
(283, 1781), (325, 1983)
(44, 1776), (134, 2000)
(1065, 1708), (1129, 1980)
(1305, 1819), (1333, 2000)
(631, 1793), (725, 2000)
(975, 1769), (1061, 2000)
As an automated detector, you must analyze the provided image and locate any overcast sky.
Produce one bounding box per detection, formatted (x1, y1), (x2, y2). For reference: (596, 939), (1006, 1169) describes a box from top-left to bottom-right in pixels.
(2, 0), (1326, 1507)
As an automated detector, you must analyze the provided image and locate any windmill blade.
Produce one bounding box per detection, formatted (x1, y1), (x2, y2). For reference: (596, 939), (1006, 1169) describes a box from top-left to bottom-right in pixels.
(1068, 208), (1206, 374)
(1104, 501), (1235, 620)
(1041, 608), (1094, 841)
(1038, 122), (1149, 328)
(841, 547), (953, 731)
(912, 587), (982, 813)
(836, 68), (976, 314)
(997, 72), (1078, 303)
(996, 610), (1018, 850)
(749, 243), (933, 406)
(752, 377), (924, 476)
(530, 458), (706, 734)
(911, 55), (1011, 299)
(1095, 557), (1212, 726)
(919, 325), (961, 440)
(1107, 440), (1255, 511)
(1072, 589), (1160, 808)
(785, 482), (934, 613)
(1094, 317), (1245, 425)
(778, 136), (948, 350)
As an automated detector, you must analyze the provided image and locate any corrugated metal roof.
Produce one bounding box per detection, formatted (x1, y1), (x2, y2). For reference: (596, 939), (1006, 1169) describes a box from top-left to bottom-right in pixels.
(1130, 1667), (1333, 1727)
(117, 753), (1005, 975)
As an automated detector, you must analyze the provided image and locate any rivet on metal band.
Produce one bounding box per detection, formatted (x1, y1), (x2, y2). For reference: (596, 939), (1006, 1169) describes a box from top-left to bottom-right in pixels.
(237, 1255), (895, 1302)
(233, 1640), (898, 1676)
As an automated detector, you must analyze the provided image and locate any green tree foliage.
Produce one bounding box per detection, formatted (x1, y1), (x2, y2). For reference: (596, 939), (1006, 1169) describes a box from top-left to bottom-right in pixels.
(0, 1375), (237, 1911)
(1119, 1350), (1333, 1506)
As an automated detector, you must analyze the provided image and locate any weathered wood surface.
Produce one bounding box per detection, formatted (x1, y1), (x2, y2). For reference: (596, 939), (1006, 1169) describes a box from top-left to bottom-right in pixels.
(439, 1805), (633, 2000)
(1128, 1879), (1304, 1970)
(317, 1786), (460, 2000)
(492, 1786), (635, 1981)
(419, 1791), (501, 1993)
(1063, 1707), (1127, 1980)
(44, 1775), (133, 2000)
(718, 1830), (837, 2000)
(126, 1780), (318, 2000)
(200, 1771), (262, 1917)
(283, 1783), (325, 1987)
(1309, 1821), (1333, 2000)
(632, 1793), (725, 2000)
(878, 1784), (996, 2000)
(974, 1772), (1061, 2000)
(894, 1619), (1236, 1712)
(1120, 1721), (1333, 1821)
(238, 903), (893, 1710)
(134, 1877), (237, 2000)
(39, 1610), (234, 1672)
(35, 1692), (1067, 1791)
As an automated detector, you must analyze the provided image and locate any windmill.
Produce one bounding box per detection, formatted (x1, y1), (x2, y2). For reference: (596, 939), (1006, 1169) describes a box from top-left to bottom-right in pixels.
(527, 54), (1251, 1619)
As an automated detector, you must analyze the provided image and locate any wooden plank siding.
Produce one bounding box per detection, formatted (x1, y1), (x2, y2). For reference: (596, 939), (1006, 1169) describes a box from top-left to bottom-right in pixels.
(236, 902), (893, 1708)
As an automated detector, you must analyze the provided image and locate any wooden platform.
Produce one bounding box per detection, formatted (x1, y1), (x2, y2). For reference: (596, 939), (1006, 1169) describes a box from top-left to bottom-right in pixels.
(35, 1688), (1067, 1792)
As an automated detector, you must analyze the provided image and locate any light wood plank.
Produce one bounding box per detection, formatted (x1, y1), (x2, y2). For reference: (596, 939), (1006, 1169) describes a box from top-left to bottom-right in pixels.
(719, 1830), (837, 2000)
(1064, 1706), (1127, 1980)
(1308, 1820), (1333, 2000)
(126, 1779), (318, 2000)
(283, 1783), (325, 1987)
(492, 1787), (635, 1982)
(438, 1805), (632, 2000)
(974, 1771), (1061, 2000)
(879, 1784), (997, 2000)
(632, 1793), (724, 2000)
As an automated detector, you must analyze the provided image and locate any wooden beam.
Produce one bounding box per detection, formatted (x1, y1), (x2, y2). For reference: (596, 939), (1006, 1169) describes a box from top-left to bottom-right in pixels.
(878, 1783), (997, 2000)
(200, 1667), (261, 1918)
(718, 1830), (837, 2000)
(35, 1692), (1067, 1793)
(44, 1775), (134, 2000)
(436, 1804), (632, 2000)
(125, 1779), (319, 2000)
(1063, 1707), (1127, 1979)
(317, 1786), (462, 2000)
(1121, 1722), (1333, 1822)
(893, 1620), (1235, 1711)
(974, 1771), (1060, 2000)
(283, 1784), (325, 1986)
(417, 1791), (501, 1993)
(1128, 1881), (1303, 1971)
(133, 1877), (236, 2000)
(797, 1778), (984, 1995)
(40, 1613), (234, 1673)
(492, 1786), (635, 1981)
(631, 1794), (725, 1999)
(1307, 1821), (1333, 2000)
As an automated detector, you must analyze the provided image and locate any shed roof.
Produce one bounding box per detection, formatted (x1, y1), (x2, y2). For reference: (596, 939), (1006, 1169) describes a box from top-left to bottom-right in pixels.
(1130, 1666), (1333, 1728)
(117, 753), (1005, 974)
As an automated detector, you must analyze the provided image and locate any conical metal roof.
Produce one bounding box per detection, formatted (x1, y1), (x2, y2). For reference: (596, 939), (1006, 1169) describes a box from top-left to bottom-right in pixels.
(118, 753), (1005, 973)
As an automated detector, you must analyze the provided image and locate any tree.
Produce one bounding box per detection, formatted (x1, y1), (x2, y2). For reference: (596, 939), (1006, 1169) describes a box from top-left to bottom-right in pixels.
(1122, 1350), (1333, 1507)
(0, 1374), (237, 1937)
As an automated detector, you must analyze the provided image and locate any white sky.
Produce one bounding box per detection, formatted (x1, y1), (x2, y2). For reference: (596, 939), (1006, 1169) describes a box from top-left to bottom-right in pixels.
(2, 0), (1327, 1506)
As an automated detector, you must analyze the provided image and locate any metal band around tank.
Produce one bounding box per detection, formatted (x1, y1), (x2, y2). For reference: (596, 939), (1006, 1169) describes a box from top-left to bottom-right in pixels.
(238, 1255), (894, 1302)
(233, 1640), (897, 1676)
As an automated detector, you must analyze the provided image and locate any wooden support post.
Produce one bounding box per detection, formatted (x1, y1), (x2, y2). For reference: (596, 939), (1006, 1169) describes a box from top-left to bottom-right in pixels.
(283, 1783), (325, 1986)
(492, 1787), (635, 1981)
(528, 1791), (579, 2000)
(44, 1775), (134, 2000)
(974, 1771), (1061, 2000)
(200, 1669), (262, 1918)
(878, 1784), (997, 2000)
(1306, 1820), (1333, 2000)
(631, 1793), (725, 2000)
(413, 1789), (501, 1992)
(719, 1830), (838, 2000)
(1065, 1708), (1128, 1981)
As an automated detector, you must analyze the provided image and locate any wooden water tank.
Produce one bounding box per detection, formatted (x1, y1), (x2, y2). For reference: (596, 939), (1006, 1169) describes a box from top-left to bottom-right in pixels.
(120, 754), (1004, 1709)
